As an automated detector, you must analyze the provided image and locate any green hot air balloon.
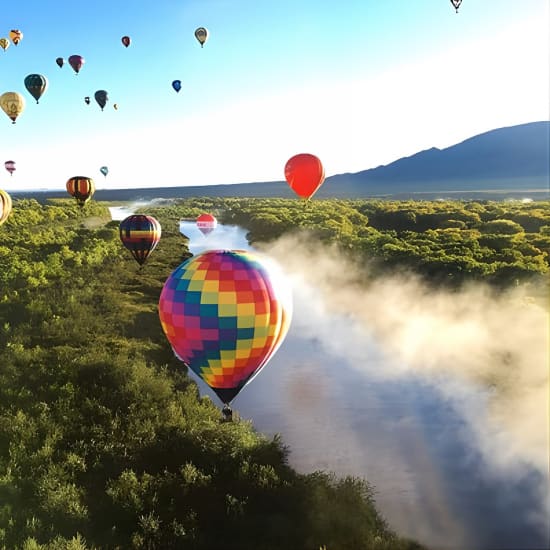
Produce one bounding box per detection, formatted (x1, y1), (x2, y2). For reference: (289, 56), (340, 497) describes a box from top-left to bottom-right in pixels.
(24, 74), (49, 104)
(100, 166), (108, 177)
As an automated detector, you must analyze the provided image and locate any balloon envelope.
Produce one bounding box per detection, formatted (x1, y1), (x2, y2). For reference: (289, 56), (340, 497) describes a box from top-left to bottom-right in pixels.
(0, 38), (10, 51)
(56, 57), (64, 68)
(119, 215), (161, 266)
(4, 160), (15, 175)
(450, 0), (462, 11)
(194, 27), (209, 47)
(172, 80), (182, 93)
(68, 55), (85, 74)
(9, 30), (22, 45)
(284, 153), (325, 199)
(0, 189), (12, 226)
(158, 249), (292, 404)
(0, 92), (25, 124)
(84, 96), (90, 105)
(100, 166), (108, 177)
(196, 213), (217, 236)
(94, 90), (108, 110)
(24, 74), (48, 104)
(121, 35), (131, 47)
(66, 176), (95, 208)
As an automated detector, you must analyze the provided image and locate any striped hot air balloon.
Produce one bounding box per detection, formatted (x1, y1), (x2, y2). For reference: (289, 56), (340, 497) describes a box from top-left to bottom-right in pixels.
(66, 176), (95, 208)
(158, 250), (292, 405)
(119, 214), (161, 266)
(0, 189), (12, 226)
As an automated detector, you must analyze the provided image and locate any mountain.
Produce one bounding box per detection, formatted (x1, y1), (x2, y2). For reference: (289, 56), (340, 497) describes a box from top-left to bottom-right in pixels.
(11, 121), (550, 203)
(319, 121), (550, 198)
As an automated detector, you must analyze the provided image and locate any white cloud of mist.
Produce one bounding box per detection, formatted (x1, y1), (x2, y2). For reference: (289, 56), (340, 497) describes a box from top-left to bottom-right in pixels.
(263, 234), (549, 473)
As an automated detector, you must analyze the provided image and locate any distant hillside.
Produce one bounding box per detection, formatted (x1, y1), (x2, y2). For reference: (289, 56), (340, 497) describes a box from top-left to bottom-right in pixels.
(11, 121), (549, 203)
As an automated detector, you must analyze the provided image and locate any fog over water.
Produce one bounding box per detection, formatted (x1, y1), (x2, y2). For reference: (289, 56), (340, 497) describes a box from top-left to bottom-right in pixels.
(111, 210), (550, 550)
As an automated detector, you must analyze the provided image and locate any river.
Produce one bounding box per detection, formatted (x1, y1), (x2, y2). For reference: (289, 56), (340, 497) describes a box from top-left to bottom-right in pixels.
(111, 210), (550, 550)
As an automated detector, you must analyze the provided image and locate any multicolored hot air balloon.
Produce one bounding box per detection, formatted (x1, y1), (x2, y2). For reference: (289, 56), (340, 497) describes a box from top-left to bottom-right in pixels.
(94, 90), (108, 111)
(196, 213), (217, 236)
(68, 55), (84, 74)
(0, 189), (13, 226)
(0, 92), (25, 124)
(9, 30), (22, 45)
(172, 80), (182, 93)
(194, 27), (209, 47)
(24, 74), (48, 104)
(284, 153), (325, 200)
(121, 36), (131, 47)
(119, 215), (161, 266)
(4, 160), (15, 176)
(0, 38), (10, 51)
(100, 166), (108, 177)
(158, 250), (292, 405)
(450, 0), (462, 12)
(56, 57), (64, 68)
(66, 176), (95, 208)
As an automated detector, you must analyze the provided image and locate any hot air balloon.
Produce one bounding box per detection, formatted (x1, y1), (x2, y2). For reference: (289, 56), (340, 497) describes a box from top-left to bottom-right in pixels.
(284, 153), (325, 200)
(121, 36), (131, 47)
(0, 92), (25, 124)
(68, 55), (85, 74)
(158, 250), (292, 406)
(196, 213), (217, 236)
(194, 27), (209, 47)
(56, 57), (64, 68)
(9, 30), (22, 45)
(24, 74), (48, 104)
(172, 80), (182, 93)
(66, 176), (95, 208)
(450, 0), (462, 12)
(113, 103), (118, 110)
(119, 215), (161, 266)
(4, 160), (15, 176)
(100, 166), (108, 177)
(84, 96), (90, 105)
(0, 38), (10, 51)
(94, 90), (108, 111)
(0, 189), (12, 226)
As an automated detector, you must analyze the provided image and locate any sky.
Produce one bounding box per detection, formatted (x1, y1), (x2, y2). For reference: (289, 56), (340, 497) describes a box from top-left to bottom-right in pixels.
(0, 0), (548, 191)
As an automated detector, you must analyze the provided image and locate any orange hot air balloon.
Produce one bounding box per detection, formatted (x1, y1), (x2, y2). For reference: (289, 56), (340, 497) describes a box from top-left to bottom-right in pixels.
(9, 30), (23, 45)
(284, 153), (325, 199)
(66, 176), (95, 208)
(0, 189), (12, 226)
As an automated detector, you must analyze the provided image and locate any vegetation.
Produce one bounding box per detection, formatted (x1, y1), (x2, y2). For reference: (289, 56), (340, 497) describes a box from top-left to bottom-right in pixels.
(0, 198), (426, 550)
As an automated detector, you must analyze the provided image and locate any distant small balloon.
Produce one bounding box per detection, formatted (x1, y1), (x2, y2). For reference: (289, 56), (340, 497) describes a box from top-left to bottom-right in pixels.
(68, 54), (85, 74)
(24, 74), (48, 104)
(113, 103), (118, 110)
(0, 38), (10, 51)
(121, 35), (131, 47)
(194, 27), (209, 47)
(9, 30), (22, 46)
(284, 153), (325, 200)
(100, 166), (108, 177)
(0, 92), (25, 124)
(172, 80), (182, 93)
(66, 176), (95, 208)
(450, 0), (462, 12)
(94, 90), (108, 111)
(56, 57), (64, 68)
(4, 160), (16, 176)
(84, 96), (90, 105)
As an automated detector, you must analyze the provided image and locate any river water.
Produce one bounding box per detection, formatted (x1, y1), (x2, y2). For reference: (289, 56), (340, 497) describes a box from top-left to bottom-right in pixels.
(111, 210), (550, 550)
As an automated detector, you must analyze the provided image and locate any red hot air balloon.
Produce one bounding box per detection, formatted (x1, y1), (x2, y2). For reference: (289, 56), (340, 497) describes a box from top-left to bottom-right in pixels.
(121, 36), (131, 47)
(196, 213), (217, 236)
(284, 153), (325, 200)
(4, 160), (16, 176)
(158, 250), (292, 406)
(119, 215), (161, 266)
(68, 55), (85, 74)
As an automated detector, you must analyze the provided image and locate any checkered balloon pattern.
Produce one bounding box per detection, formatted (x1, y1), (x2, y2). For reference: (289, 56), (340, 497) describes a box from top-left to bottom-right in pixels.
(158, 249), (292, 404)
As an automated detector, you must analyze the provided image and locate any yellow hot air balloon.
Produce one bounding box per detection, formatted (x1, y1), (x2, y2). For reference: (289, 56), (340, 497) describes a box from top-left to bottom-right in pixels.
(0, 92), (26, 124)
(0, 38), (10, 51)
(9, 30), (22, 46)
(0, 189), (12, 226)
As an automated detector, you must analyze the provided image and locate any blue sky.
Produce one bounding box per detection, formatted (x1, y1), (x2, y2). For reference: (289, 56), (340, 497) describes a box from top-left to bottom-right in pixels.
(0, 0), (548, 191)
